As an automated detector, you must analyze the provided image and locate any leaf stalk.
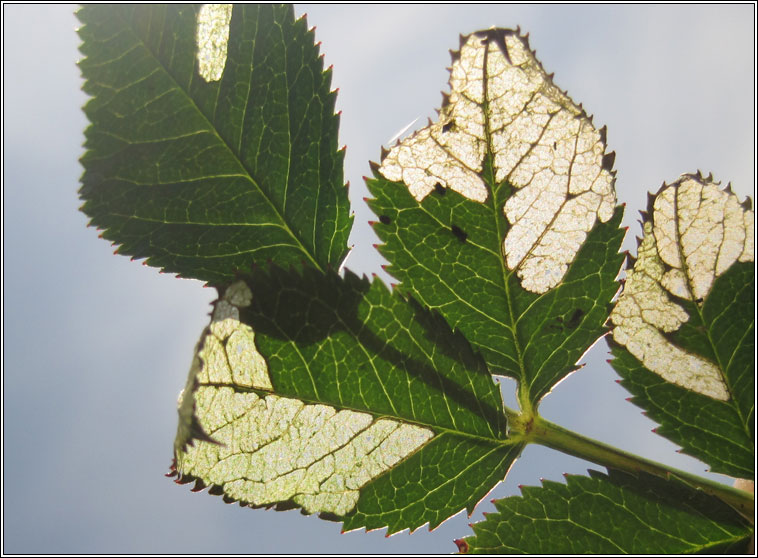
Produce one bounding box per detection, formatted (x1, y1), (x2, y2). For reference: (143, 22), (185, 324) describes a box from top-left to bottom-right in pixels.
(507, 410), (754, 523)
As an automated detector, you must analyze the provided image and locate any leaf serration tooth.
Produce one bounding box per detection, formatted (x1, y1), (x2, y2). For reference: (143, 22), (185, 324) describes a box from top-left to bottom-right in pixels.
(208, 484), (224, 496)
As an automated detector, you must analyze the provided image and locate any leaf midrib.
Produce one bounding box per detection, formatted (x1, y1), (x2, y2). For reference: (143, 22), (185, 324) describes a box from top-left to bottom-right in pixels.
(671, 187), (749, 438)
(196, 381), (514, 445)
(479, 37), (530, 408)
(120, 6), (324, 274)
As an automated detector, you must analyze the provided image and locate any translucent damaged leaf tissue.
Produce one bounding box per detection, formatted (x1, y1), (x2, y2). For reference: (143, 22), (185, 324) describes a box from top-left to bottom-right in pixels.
(174, 281), (433, 516)
(196, 4), (233, 82)
(611, 173), (754, 400)
(379, 29), (616, 293)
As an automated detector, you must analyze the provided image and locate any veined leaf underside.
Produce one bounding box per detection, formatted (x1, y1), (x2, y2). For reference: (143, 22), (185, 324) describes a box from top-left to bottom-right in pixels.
(77, 4), (352, 283)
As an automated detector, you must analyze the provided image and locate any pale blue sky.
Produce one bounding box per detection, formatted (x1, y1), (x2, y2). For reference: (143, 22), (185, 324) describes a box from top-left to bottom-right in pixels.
(3, 3), (754, 553)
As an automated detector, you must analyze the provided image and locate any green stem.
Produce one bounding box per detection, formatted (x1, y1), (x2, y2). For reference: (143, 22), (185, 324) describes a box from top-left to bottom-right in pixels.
(506, 409), (754, 523)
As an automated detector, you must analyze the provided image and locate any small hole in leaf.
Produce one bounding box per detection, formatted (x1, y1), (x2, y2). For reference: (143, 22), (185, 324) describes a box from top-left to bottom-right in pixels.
(434, 183), (446, 196)
(442, 120), (455, 133)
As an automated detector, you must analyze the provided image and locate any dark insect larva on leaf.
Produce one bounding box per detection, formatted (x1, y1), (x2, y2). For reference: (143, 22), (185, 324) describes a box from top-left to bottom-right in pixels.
(565, 308), (584, 329)
(549, 308), (585, 332)
(451, 225), (467, 243)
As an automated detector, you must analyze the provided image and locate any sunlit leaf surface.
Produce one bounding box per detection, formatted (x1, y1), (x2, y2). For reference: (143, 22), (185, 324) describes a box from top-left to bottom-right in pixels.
(369, 29), (624, 403)
(378, 29), (616, 294)
(460, 469), (752, 554)
(76, 5), (752, 547)
(78, 4), (351, 282)
(610, 173), (754, 477)
(174, 269), (520, 532)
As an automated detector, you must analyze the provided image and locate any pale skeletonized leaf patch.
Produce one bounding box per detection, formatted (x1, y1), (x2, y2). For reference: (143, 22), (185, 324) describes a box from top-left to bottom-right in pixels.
(611, 173), (754, 400)
(378, 29), (616, 293)
(174, 281), (434, 516)
(196, 4), (233, 82)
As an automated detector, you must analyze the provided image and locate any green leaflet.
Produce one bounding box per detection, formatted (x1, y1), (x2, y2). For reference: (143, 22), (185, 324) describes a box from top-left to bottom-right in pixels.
(78, 4), (351, 282)
(367, 29), (625, 405)
(173, 267), (520, 531)
(610, 173), (754, 478)
(460, 469), (752, 554)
